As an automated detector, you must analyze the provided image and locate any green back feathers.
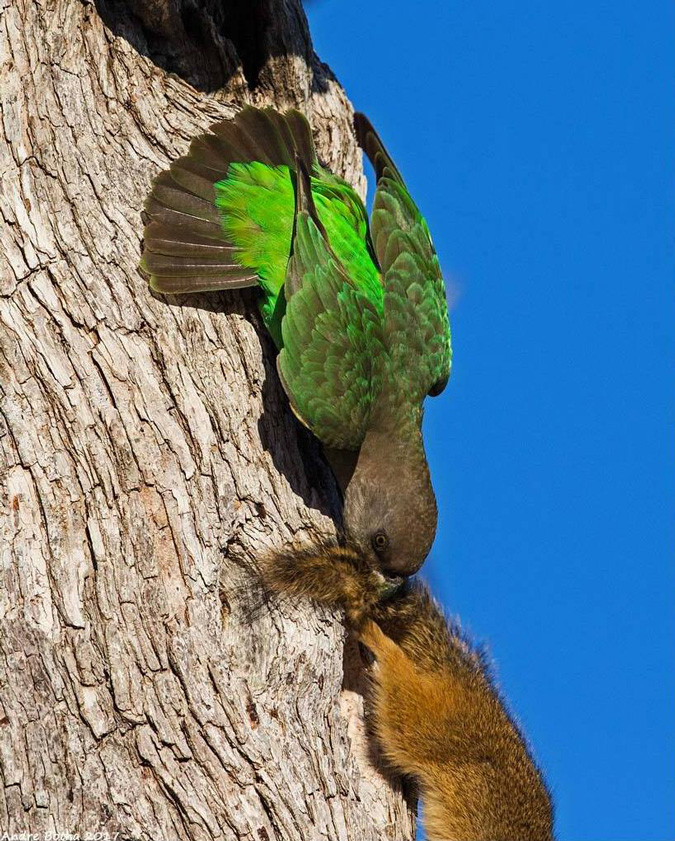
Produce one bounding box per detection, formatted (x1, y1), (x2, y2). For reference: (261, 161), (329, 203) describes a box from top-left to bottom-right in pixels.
(214, 161), (381, 345)
(276, 158), (385, 449)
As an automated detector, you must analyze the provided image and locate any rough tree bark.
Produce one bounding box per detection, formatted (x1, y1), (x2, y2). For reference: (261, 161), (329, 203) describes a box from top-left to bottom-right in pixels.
(0, 0), (416, 838)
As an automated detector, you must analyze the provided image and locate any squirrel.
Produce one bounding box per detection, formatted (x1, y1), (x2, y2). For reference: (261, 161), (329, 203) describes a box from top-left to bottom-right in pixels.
(261, 544), (554, 841)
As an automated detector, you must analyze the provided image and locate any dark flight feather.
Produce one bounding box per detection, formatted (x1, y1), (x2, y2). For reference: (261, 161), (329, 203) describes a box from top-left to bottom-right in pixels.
(141, 107), (318, 295)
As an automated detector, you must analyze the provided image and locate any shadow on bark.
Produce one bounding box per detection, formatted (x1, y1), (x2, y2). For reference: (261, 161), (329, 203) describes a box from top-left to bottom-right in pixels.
(258, 368), (344, 522)
(153, 286), (342, 521)
(95, 0), (330, 93)
(342, 635), (418, 806)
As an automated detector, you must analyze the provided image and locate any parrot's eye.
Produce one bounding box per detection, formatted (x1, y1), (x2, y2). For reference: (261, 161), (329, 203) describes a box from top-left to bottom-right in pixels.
(371, 531), (389, 553)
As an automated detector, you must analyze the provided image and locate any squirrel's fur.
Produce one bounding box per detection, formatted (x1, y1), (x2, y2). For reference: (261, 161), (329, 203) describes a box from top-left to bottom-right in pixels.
(262, 543), (554, 841)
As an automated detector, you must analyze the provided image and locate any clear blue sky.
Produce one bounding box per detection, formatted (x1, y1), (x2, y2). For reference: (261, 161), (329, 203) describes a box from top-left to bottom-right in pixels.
(306, 2), (675, 839)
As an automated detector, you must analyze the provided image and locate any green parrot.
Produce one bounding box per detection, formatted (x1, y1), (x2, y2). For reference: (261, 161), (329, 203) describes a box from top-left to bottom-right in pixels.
(140, 107), (451, 576)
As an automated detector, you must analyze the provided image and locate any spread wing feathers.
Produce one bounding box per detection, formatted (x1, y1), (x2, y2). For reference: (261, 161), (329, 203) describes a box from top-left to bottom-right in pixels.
(354, 113), (452, 400)
(277, 158), (383, 449)
(141, 107), (317, 294)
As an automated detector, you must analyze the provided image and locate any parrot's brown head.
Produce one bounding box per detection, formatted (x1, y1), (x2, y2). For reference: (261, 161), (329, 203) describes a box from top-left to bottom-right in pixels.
(341, 428), (437, 578)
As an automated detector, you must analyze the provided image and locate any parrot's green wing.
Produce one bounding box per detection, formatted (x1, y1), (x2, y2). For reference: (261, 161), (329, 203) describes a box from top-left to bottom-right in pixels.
(277, 158), (384, 449)
(141, 107), (380, 349)
(141, 107), (316, 296)
(354, 114), (452, 403)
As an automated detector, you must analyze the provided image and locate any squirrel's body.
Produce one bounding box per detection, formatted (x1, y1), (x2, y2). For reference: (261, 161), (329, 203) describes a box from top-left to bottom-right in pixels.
(263, 545), (554, 841)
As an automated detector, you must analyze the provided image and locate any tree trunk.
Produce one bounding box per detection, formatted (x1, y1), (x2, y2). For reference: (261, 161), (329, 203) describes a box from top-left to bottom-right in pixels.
(0, 0), (415, 837)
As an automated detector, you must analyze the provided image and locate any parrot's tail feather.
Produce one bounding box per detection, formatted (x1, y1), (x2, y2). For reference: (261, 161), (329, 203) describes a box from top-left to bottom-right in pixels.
(353, 112), (404, 184)
(141, 107), (317, 295)
(293, 154), (328, 238)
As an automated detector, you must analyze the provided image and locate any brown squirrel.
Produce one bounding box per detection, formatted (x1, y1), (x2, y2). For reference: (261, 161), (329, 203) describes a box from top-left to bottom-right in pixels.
(262, 544), (554, 841)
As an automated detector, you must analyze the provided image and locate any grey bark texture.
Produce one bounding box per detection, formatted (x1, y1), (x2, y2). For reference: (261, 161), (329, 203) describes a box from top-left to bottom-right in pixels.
(0, 0), (416, 838)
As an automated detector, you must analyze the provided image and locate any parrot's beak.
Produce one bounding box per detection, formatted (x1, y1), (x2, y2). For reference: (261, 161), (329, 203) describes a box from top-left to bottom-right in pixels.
(374, 572), (405, 600)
